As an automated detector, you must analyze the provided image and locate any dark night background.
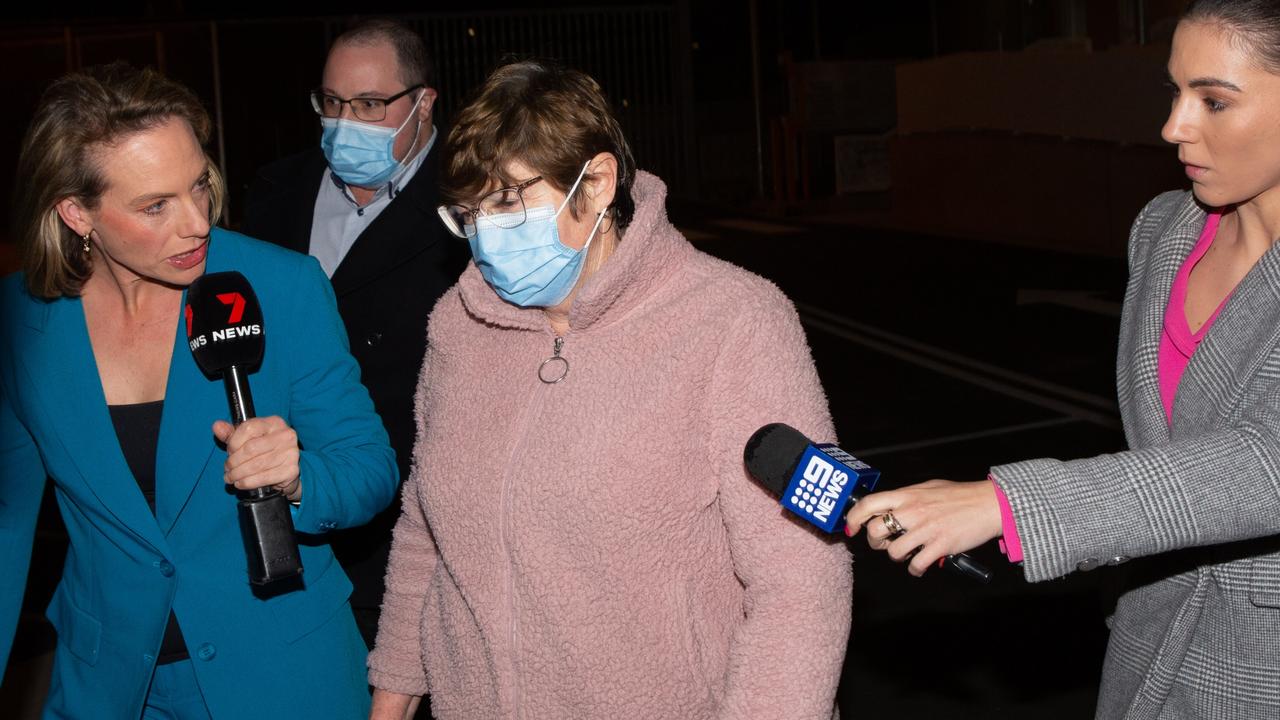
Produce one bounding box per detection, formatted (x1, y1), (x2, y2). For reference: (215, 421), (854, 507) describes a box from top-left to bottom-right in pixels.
(1, 2), (1192, 718)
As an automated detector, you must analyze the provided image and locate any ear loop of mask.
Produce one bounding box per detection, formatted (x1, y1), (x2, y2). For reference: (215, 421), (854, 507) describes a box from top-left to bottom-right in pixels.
(581, 206), (608, 254)
(554, 160), (593, 218)
(554, 160), (608, 254)
(395, 90), (427, 158)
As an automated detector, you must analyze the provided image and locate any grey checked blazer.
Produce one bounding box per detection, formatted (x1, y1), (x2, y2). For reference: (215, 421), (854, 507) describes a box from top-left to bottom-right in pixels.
(994, 190), (1280, 720)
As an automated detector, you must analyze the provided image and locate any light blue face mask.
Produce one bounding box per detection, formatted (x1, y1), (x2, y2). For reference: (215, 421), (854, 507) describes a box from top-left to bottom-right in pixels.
(320, 92), (423, 187)
(468, 162), (607, 308)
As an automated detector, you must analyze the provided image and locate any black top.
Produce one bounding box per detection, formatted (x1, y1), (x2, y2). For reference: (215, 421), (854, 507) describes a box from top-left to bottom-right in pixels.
(108, 400), (188, 664)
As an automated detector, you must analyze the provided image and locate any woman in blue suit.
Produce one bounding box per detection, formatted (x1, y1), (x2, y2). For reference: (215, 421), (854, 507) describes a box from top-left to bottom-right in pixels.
(0, 65), (398, 718)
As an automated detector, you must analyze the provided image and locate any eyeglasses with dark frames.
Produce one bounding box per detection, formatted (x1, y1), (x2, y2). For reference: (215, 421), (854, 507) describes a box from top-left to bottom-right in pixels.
(309, 84), (425, 123)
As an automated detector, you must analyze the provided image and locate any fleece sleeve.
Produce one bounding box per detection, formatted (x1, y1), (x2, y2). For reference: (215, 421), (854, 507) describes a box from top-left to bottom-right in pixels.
(705, 282), (852, 720)
(367, 344), (440, 695)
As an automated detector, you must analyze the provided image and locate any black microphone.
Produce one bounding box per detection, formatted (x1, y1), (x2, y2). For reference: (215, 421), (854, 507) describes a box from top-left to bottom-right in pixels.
(744, 423), (991, 584)
(187, 271), (303, 586)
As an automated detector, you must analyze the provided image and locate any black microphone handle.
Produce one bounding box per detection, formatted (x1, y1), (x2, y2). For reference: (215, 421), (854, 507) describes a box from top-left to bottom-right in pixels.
(224, 364), (256, 423)
(221, 364), (303, 584)
(879, 517), (991, 584)
(223, 365), (270, 501)
(943, 553), (992, 584)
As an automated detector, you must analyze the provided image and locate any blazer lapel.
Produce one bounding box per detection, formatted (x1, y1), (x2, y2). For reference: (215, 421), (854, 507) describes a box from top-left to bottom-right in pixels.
(154, 230), (235, 534)
(152, 298), (222, 535)
(22, 296), (168, 553)
(329, 153), (443, 298)
(290, 162), (325, 255)
(1125, 195), (1205, 446)
(1172, 234), (1280, 434)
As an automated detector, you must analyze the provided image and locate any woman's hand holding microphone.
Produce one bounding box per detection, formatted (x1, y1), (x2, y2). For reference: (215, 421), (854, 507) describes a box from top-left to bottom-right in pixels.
(844, 479), (1005, 577)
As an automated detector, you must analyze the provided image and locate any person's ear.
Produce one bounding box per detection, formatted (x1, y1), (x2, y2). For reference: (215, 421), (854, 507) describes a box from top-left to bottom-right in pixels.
(583, 152), (618, 215)
(55, 197), (94, 239)
(416, 87), (438, 124)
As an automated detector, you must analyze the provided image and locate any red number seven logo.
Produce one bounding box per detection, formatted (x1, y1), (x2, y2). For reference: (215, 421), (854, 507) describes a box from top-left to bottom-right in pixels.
(184, 304), (194, 337)
(217, 292), (246, 324)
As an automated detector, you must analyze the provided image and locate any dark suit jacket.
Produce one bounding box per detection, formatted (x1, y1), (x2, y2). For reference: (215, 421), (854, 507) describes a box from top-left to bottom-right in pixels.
(242, 147), (468, 610)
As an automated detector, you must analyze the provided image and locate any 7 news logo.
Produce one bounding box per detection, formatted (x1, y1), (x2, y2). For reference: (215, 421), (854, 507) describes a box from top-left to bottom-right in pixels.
(186, 291), (260, 352)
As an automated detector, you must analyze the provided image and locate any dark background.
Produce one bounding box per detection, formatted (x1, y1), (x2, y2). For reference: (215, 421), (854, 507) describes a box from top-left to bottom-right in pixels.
(1, 1), (1192, 717)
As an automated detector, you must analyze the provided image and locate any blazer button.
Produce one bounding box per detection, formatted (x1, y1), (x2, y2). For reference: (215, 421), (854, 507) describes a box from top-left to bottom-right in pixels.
(196, 643), (217, 661)
(156, 560), (175, 578)
(143, 653), (155, 665)
(1076, 558), (1101, 572)
(1107, 555), (1130, 566)
(365, 332), (383, 347)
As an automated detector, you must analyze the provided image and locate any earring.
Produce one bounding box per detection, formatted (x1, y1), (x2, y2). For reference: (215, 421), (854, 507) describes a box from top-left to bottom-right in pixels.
(81, 231), (91, 254)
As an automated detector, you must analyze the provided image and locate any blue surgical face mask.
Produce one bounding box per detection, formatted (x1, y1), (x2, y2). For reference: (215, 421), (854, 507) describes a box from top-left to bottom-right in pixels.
(320, 91), (423, 187)
(468, 161), (608, 308)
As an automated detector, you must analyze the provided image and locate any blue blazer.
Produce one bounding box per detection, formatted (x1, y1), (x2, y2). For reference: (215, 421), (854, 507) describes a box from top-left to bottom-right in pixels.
(0, 229), (398, 718)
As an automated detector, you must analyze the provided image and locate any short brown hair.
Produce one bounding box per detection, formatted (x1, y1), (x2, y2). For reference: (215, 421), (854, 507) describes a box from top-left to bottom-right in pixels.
(13, 62), (225, 298)
(334, 18), (435, 89)
(442, 60), (637, 231)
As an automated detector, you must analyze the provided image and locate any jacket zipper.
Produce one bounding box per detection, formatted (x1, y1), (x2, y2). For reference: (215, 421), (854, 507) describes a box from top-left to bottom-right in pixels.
(500, 332), (565, 718)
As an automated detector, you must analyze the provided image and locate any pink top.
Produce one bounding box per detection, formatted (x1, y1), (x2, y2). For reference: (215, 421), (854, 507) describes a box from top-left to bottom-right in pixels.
(994, 210), (1229, 564)
(1158, 211), (1230, 421)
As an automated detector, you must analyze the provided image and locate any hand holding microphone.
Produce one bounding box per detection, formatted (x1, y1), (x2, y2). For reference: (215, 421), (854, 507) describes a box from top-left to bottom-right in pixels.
(187, 271), (304, 586)
(212, 416), (302, 502)
(744, 423), (992, 583)
(844, 479), (1002, 579)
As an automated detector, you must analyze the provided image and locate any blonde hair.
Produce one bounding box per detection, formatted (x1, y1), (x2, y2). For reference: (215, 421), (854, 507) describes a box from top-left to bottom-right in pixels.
(442, 60), (636, 230)
(14, 62), (225, 298)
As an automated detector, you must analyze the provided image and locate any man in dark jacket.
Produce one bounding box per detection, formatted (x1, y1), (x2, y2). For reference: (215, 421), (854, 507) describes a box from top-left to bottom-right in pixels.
(242, 18), (467, 649)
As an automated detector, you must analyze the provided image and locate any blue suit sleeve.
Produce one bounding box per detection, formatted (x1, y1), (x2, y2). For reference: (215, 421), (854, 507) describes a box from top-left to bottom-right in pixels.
(0, 380), (46, 676)
(283, 257), (398, 534)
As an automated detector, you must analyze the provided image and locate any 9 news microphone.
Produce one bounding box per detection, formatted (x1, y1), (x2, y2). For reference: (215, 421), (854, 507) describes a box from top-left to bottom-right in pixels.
(186, 271), (303, 586)
(744, 423), (991, 584)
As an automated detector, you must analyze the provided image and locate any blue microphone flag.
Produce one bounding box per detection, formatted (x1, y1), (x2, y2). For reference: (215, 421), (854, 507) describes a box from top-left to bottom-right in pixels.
(782, 444), (880, 533)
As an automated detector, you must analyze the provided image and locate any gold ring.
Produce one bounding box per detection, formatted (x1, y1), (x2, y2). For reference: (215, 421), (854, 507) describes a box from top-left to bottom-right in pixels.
(881, 512), (906, 537)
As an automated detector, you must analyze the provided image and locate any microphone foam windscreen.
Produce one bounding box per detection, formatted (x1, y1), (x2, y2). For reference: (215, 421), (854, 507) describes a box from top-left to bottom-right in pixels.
(743, 422), (812, 496)
(185, 270), (266, 376)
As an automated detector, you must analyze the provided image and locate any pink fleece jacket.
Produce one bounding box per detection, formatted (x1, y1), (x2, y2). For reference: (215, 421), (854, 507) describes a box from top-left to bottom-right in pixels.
(368, 172), (852, 719)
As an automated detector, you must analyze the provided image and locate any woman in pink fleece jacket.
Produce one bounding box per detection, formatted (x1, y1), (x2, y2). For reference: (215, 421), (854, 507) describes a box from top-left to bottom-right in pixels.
(368, 60), (851, 720)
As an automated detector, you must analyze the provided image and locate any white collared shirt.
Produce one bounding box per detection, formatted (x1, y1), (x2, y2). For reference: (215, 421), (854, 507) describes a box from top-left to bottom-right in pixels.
(309, 125), (437, 278)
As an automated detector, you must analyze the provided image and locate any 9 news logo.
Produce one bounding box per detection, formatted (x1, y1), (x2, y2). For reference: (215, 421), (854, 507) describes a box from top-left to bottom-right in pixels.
(783, 446), (854, 533)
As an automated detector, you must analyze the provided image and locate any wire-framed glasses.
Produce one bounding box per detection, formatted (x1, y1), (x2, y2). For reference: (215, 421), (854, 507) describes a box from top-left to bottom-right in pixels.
(437, 176), (546, 239)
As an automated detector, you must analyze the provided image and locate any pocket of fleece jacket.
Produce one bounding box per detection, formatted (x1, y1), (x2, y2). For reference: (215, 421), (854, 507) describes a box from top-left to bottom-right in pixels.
(666, 581), (718, 706)
(1248, 553), (1280, 609)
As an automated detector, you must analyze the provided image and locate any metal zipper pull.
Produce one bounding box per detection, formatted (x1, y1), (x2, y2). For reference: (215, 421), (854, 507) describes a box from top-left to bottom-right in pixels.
(538, 336), (569, 384)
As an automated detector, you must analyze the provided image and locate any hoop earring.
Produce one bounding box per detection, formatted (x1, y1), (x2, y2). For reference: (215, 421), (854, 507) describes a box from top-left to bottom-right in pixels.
(81, 231), (92, 254)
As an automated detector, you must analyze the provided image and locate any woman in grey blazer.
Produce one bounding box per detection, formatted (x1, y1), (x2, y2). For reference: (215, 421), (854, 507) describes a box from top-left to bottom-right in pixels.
(848, 2), (1280, 718)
